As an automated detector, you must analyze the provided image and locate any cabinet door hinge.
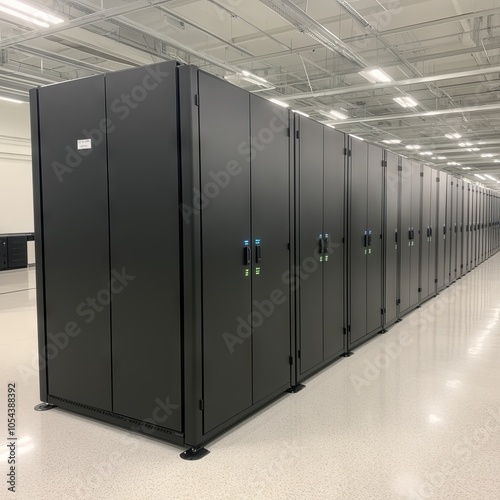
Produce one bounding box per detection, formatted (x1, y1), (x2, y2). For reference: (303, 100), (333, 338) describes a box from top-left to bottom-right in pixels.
(343, 327), (347, 335)
(289, 356), (293, 365)
(297, 350), (301, 359)
(418, 287), (422, 293)
(296, 130), (300, 139)
(199, 399), (204, 411)
(194, 94), (200, 106)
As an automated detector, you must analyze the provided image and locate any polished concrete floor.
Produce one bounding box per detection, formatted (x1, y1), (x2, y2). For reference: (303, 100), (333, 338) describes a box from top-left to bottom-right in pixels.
(1, 260), (500, 500)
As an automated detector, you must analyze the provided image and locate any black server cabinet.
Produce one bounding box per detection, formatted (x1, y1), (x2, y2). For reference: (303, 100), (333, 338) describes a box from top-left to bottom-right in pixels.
(33, 75), (113, 410)
(456, 180), (464, 277)
(6, 236), (28, 269)
(348, 139), (383, 349)
(445, 175), (455, 285)
(420, 165), (436, 302)
(384, 151), (399, 327)
(0, 238), (7, 270)
(399, 158), (421, 314)
(436, 171), (447, 291)
(194, 71), (291, 434)
(295, 116), (345, 380)
(105, 63), (183, 430)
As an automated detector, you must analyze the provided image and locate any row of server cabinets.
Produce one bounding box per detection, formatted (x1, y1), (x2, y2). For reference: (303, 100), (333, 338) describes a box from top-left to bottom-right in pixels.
(31, 61), (500, 455)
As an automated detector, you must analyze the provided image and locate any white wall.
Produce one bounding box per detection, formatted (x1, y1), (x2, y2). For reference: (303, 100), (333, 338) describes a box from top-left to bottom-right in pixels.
(0, 99), (35, 263)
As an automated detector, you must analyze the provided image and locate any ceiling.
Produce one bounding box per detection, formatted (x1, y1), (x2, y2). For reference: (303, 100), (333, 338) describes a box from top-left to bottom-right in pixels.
(1, 0), (500, 187)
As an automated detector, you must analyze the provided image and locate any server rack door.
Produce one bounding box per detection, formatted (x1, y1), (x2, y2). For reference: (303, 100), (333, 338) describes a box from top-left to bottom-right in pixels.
(409, 161), (421, 308)
(399, 158), (412, 313)
(349, 139), (369, 345)
(106, 62), (182, 429)
(198, 73), (252, 433)
(366, 144), (383, 335)
(323, 126), (345, 358)
(298, 117), (324, 373)
(472, 187), (477, 268)
(444, 174), (452, 284)
(429, 168), (438, 295)
(465, 186), (470, 272)
(457, 181), (463, 276)
(250, 96), (291, 403)
(384, 152), (399, 325)
(479, 189), (484, 262)
(450, 179), (458, 280)
(468, 186), (473, 269)
(436, 172), (447, 290)
(37, 76), (112, 409)
(420, 166), (431, 300)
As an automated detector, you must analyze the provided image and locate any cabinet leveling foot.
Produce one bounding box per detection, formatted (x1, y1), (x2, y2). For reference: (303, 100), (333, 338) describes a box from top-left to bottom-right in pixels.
(343, 351), (354, 357)
(34, 403), (57, 412)
(287, 384), (306, 394)
(379, 329), (388, 334)
(180, 447), (210, 461)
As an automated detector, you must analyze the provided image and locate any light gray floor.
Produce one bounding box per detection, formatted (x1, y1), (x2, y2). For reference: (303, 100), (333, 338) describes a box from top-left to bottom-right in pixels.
(1, 261), (500, 499)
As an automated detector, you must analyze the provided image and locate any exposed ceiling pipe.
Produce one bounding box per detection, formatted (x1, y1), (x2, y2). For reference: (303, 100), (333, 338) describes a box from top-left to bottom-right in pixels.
(326, 103), (500, 126)
(258, 0), (368, 68)
(0, 0), (176, 49)
(279, 65), (500, 100)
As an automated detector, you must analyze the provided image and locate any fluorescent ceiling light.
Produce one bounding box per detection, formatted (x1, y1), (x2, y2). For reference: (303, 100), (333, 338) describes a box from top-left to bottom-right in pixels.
(292, 109), (309, 117)
(420, 151), (433, 156)
(485, 174), (497, 181)
(0, 0), (64, 26)
(326, 124), (336, 129)
(445, 133), (462, 139)
(242, 77), (268, 87)
(382, 139), (401, 144)
(350, 135), (364, 141)
(437, 156), (447, 160)
(406, 145), (421, 150)
(481, 153), (494, 158)
(0, 96), (24, 103)
(467, 148), (480, 152)
(393, 96), (418, 108)
(359, 67), (393, 83)
(495, 160), (500, 163)
(269, 98), (289, 108)
(330, 109), (349, 120)
(241, 70), (268, 84)
(448, 162), (461, 166)
(475, 174), (486, 180)
(462, 167), (471, 170)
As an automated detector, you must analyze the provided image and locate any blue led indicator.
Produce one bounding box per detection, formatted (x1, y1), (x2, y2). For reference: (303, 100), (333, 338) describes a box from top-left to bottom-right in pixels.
(255, 239), (261, 244)
(244, 240), (249, 245)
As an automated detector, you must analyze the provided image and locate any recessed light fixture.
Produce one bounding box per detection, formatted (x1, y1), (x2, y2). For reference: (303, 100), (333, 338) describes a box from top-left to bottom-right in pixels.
(475, 174), (486, 180)
(330, 110), (349, 120)
(0, 96), (24, 104)
(382, 139), (401, 144)
(0, 0), (64, 27)
(269, 98), (289, 108)
(448, 162), (461, 166)
(481, 154), (494, 158)
(359, 67), (393, 83)
(420, 152), (433, 156)
(242, 70), (268, 83)
(437, 156), (447, 160)
(394, 96), (419, 108)
(459, 142), (474, 147)
(445, 133), (462, 139)
(484, 174), (497, 181)
(350, 135), (364, 141)
(406, 145), (422, 150)
(494, 160), (500, 163)
(462, 167), (472, 170)
(292, 109), (309, 117)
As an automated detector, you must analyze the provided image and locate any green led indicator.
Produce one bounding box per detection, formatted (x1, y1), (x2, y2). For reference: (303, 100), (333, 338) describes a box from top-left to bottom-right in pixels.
(245, 269), (250, 277)
(256, 267), (261, 275)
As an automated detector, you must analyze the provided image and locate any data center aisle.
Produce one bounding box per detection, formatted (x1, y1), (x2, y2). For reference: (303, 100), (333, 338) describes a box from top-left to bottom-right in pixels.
(1, 260), (500, 500)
